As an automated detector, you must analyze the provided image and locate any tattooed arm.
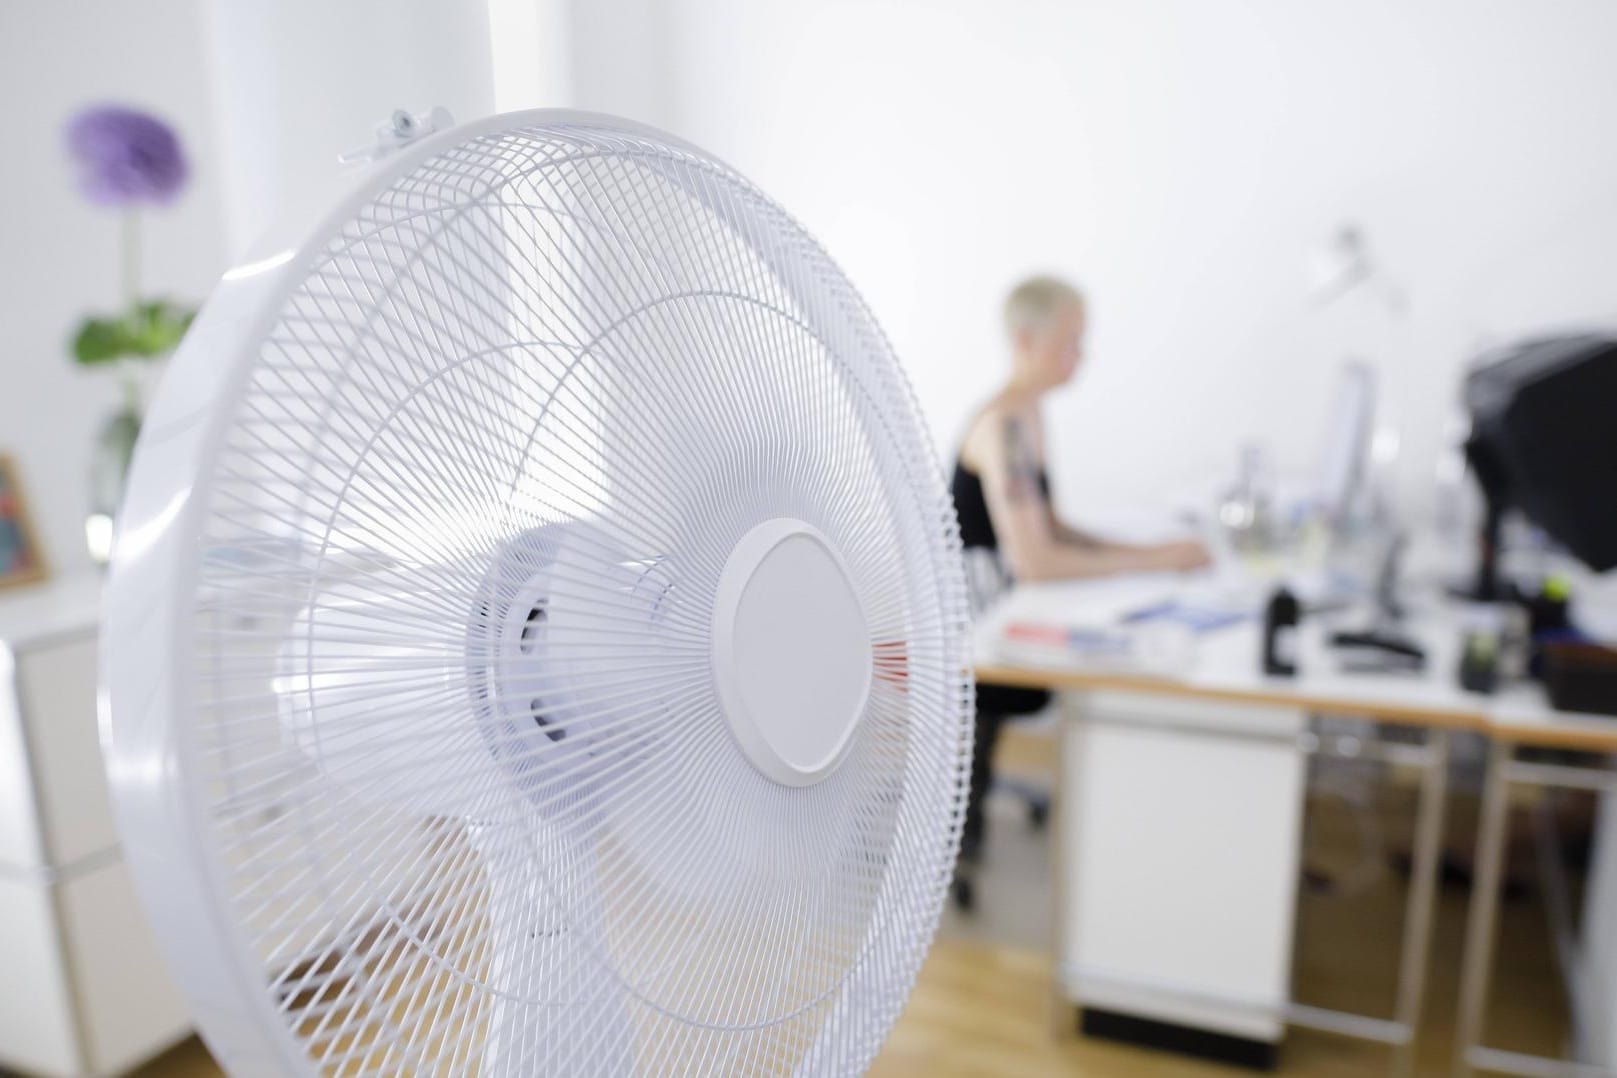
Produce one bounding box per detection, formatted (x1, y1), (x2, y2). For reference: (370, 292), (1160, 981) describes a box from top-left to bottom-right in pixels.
(1049, 515), (1109, 550)
(976, 408), (1208, 581)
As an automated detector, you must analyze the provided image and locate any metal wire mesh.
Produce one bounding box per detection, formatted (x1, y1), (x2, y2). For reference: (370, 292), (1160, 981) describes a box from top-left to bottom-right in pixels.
(181, 115), (972, 1076)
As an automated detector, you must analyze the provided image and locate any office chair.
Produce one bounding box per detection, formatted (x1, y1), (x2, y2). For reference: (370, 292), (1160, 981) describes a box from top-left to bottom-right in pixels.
(952, 683), (1053, 912)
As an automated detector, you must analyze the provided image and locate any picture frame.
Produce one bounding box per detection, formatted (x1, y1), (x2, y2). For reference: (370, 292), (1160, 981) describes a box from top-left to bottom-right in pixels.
(0, 455), (48, 591)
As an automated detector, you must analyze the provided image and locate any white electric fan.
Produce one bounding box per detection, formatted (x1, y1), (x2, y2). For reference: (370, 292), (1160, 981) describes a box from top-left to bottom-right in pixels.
(101, 109), (973, 1076)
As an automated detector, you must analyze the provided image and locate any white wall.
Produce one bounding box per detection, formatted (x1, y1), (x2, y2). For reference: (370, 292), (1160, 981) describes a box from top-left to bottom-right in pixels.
(204, 0), (498, 258)
(11, 1), (1617, 576)
(1, 0), (502, 577)
(0, 0), (225, 577)
(575, 0), (1617, 522)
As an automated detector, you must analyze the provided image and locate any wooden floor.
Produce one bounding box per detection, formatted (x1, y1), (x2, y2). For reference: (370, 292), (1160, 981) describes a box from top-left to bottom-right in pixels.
(129, 902), (1565, 1078)
(126, 726), (1575, 1078)
(872, 864), (1565, 1078)
(872, 724), (1572, 1078)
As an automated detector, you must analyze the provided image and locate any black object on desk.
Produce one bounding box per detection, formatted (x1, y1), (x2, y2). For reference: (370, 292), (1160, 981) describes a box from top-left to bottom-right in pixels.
(1543, 642), (1617, 716)
(1263, 586), (1299, 677)
(1325, 533), (1429, 673)
(1459, 334), (1617, 700)
(1331, 627), (1427, 673)
(1464, 334), (1617, 599)
(1458, 628), (1500, 694)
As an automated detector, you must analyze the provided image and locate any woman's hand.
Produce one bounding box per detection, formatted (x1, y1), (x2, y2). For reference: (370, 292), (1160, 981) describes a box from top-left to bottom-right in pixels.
(1155, 539), (1212, 572)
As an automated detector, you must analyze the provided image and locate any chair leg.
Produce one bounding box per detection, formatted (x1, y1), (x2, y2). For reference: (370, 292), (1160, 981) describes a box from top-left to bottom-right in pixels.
(993, 775), (1052, 828)
(961, 711), (1004, 864)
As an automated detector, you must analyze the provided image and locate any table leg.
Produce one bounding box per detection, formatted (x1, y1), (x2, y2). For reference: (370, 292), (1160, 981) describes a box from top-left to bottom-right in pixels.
(1392, 729), (1450, 1078)
(1453, 738), (1513, 1078)
(1047, 693), (1077, 1040)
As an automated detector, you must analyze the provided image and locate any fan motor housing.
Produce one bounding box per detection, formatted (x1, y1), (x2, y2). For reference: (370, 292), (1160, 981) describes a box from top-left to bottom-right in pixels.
(711, 518), (872, 787)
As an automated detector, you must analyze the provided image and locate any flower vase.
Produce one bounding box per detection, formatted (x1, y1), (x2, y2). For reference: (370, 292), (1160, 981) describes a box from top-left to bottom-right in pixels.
(86, 376), (143, 565)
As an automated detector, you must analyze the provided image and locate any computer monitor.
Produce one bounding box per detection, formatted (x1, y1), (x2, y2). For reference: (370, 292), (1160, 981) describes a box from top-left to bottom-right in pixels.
(1464, 333), (1617, 597)
(1316, 360), (1376, 525)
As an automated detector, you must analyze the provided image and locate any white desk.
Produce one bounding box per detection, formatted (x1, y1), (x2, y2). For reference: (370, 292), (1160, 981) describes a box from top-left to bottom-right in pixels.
(976, 572), (1491, 732)
(974, 571), (1616, 1076)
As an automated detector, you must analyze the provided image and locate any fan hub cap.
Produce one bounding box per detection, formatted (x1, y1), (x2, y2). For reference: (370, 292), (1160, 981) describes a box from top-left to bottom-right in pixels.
(712, 518), (871, 786)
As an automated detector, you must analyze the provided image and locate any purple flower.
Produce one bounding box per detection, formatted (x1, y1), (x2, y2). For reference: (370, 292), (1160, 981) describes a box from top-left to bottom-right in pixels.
(65, 105), (189, 207)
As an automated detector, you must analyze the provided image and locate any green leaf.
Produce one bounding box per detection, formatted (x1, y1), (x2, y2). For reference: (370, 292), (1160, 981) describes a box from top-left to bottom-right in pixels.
(72, 316), (132, 365)
(127, 299), (197, 358)
(69, 299), (198, 365)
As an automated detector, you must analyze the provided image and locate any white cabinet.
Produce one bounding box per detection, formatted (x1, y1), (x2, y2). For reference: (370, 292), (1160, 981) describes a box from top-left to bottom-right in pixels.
(1058, 689), (1307, 1046)
(17, 635), (122, 867)
(0, 875), (80, 1073)
(0, 575), (191, 1077)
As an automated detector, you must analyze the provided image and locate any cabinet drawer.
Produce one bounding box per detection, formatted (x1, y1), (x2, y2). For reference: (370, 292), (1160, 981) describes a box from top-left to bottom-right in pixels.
(0, 874), (80, 1076)
(16, 634), (119, 866)
(60, 858), (192, 1074)
(0, 644), (46, 867)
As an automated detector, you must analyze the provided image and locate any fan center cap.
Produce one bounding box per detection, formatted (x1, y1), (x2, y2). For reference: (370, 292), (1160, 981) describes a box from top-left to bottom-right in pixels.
(712, 518), (871, 786)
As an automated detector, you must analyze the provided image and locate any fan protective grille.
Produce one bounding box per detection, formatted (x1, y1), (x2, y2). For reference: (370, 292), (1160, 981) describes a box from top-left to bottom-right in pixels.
(181, 115), (971, 1076)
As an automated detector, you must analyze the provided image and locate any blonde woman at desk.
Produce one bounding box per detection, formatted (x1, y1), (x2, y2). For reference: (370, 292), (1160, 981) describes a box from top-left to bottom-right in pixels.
(949, 275), (1210, 897)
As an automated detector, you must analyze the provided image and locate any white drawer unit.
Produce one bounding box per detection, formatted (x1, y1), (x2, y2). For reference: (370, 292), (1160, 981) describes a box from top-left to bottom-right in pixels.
(0, 574), (191, 1077)
(1058, 689), (1308, 1053)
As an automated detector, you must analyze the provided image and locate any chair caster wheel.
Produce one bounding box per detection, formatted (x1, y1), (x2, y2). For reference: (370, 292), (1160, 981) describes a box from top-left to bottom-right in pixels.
(951, 875), (975, 912)
(1029, 801), (1050, 829)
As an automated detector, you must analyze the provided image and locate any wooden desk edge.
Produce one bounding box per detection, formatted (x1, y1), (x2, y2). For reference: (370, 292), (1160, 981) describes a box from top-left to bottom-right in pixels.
(1487, 721), (1617, 754)
(976, 663), (1617, 752)
(975, 663), (1488, 732)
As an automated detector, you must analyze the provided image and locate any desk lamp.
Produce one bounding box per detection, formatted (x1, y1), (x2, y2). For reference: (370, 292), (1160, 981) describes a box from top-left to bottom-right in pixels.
(1308, 224), (1407, 540)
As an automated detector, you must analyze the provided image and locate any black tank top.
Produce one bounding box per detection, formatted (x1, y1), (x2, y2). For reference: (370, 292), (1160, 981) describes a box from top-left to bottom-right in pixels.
(949, 458), (1051, 552)
(950, 457), (1055, 715)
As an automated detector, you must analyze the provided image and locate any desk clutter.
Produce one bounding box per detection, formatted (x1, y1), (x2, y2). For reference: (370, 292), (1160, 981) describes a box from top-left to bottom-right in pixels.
(981, 555), (1617, 722)
(983, 573), (1261, 676)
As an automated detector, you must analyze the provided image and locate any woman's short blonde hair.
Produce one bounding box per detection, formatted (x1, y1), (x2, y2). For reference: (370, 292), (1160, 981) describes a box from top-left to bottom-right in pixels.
(1002, 275), (1085, 337)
